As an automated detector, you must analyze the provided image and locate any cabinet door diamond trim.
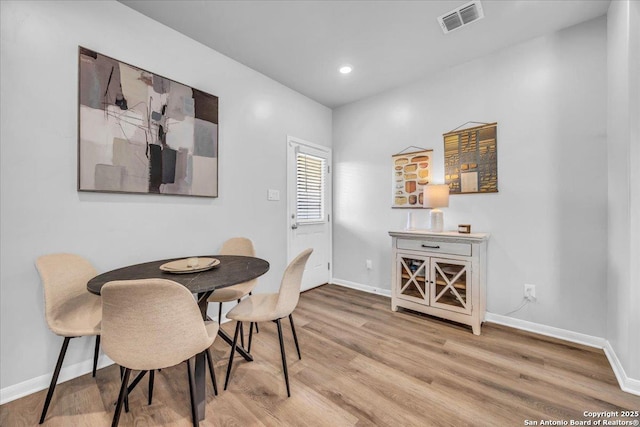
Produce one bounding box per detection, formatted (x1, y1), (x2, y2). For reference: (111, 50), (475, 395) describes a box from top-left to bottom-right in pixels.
(433, 263), (468, 310)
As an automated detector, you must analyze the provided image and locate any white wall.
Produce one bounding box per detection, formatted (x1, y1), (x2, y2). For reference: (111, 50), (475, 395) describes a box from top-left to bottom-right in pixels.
(333, 18), (607, 337)
(607, 0), (640, 381)
(0, 0), (331, 396)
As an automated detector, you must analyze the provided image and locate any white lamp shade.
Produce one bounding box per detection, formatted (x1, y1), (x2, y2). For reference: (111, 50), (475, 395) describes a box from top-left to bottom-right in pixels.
(423, 184), (450, 209)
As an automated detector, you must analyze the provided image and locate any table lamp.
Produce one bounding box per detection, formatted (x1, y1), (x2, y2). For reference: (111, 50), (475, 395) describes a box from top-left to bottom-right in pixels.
(423, 184), (450, 232)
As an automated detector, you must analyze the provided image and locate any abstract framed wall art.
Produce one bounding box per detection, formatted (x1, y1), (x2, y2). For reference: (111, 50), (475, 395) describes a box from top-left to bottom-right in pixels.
(443, 122), (498, 194)
(78, 47), (218, 197)
(392, 149), (433, 208)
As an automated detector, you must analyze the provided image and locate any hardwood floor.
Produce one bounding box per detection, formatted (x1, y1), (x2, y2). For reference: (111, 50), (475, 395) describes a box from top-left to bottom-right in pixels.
(1, 284), (638, 426)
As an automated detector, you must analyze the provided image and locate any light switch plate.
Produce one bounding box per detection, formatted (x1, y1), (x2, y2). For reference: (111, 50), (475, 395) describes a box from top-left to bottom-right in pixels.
(267, 189), (280, 201)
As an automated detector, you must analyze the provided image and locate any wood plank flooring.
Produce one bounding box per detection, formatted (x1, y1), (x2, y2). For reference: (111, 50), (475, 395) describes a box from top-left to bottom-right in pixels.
(1, 284), (638, 426)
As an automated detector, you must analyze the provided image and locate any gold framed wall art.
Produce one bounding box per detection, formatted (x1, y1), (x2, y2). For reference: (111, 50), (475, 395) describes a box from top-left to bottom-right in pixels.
(392, 149), (433, 208)
(443, 122), (498, 194)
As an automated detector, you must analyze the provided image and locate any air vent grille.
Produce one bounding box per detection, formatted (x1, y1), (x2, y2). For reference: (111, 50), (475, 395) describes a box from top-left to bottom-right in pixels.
(438, 1), (484, 34)
(442, 12), (462, 32)
(459, 4), (480, 24)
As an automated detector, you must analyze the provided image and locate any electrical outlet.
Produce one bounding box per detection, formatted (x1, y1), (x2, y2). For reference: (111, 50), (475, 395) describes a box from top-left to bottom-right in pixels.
(366, 259), (373, 270)
(524, 284), (536, 301)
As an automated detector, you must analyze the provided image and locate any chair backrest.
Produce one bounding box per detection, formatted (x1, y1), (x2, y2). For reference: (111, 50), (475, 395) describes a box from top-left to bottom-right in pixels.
(220, 237), (258, 291)
(220, 237), (255, 257)
(101, 279), (214, 370)
(35, 253), (98, 333)
(274, 248), (313, 317)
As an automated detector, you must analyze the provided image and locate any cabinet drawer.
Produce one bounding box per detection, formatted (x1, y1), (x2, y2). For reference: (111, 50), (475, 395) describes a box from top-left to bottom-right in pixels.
(397, 239), (471, 256)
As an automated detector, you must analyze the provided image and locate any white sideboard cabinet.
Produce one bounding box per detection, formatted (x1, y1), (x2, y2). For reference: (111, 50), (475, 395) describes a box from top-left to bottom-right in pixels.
(389, 230), (489, 335)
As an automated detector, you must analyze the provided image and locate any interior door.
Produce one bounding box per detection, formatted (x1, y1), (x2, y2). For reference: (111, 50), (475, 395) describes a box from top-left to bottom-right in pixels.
(287, 136), (332, 291)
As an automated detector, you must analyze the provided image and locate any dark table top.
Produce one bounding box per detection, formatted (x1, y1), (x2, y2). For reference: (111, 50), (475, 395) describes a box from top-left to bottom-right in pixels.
(87, 255), (270, 295)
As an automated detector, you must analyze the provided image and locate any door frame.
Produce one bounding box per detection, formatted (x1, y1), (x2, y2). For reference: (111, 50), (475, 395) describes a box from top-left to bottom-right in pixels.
(286, 135), (332, 285)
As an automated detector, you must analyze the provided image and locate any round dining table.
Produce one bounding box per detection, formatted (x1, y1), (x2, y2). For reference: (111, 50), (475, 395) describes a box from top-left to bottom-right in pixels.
(87, 254), (270, 421)
(87, 255), (269, 296)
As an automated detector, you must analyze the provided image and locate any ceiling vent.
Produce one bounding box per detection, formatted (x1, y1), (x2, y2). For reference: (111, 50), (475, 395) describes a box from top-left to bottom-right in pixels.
(437, 1), (484, 34)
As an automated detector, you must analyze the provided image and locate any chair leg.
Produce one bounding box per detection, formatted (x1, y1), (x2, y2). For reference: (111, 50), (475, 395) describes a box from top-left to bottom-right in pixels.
(119, 367), (129, 413)
(224, 322), (241, 390)
(39, 336), (71, 424)
(218, 302), (223, 323)
(112, 368), (131, 427)
(276, 319), (291, 397)
(289, 314), (302, 360)
(237, 299), (245, 348)
(186, 359), (199, 427)
(148, 370), (154, 405)
(247, 322), (254, 353)
(92, 335), (100, 377)
(249, 293), (259, 333)
(205, 348), (218, 396)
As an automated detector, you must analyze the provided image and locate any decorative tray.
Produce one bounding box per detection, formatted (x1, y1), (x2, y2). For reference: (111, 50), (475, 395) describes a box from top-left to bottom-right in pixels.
(159, 257), (220, 274)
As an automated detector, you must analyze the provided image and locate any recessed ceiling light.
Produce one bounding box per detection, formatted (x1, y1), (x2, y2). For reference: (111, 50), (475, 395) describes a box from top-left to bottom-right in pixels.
(339, 65), (352, 74)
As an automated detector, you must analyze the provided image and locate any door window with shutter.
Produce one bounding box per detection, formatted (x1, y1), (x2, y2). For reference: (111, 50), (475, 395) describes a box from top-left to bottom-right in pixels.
(296, 153), (326, 223)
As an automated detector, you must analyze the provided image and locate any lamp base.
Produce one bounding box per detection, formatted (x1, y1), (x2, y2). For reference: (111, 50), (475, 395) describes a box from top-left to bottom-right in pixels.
(430, 209), (444, 232)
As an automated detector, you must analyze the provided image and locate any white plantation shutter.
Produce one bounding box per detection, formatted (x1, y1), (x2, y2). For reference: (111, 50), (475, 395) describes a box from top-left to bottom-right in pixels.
(296, 153), (325, 222)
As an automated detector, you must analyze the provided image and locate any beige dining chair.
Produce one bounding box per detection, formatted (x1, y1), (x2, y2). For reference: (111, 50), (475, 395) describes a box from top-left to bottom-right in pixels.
(35, 253), (102, 424)
(101, 278), (218, 427)
(207, 237), (259, 344)
(223, 248), (313, 397)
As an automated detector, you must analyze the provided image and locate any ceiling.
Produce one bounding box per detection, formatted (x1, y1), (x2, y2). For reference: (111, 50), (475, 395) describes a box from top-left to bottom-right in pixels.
(119, 0), (610, 109)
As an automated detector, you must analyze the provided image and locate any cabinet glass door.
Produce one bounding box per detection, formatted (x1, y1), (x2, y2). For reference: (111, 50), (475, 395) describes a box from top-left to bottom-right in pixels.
(397, 254), (428, 303)
(430, 258), (471, 314)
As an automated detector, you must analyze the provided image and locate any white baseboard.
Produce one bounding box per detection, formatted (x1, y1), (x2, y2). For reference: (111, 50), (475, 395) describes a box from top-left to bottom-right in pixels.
(484, 312), (607, 349)
(330, 278), (392, 297)
(0, 355), (115, 405)
(603, 341), (640, 396)
(333, 278), (639, 396)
